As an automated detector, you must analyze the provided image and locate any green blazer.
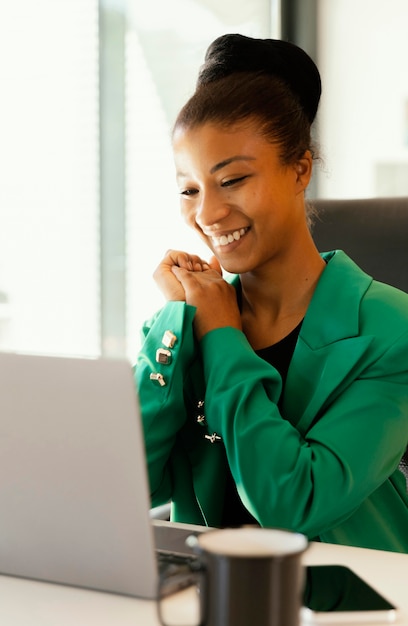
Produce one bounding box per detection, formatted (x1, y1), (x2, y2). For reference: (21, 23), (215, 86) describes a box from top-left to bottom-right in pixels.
(135, 251), (408, 552)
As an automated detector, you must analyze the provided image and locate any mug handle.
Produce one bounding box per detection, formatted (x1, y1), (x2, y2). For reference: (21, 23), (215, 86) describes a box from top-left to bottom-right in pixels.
(157, 535), (206, 626)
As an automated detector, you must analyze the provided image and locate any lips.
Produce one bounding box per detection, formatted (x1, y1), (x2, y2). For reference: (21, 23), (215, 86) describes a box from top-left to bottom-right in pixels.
(210, 227), (249, 247)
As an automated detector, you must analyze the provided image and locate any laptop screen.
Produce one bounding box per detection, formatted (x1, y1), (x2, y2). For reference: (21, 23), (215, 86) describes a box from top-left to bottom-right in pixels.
(0, 351), (158, 598)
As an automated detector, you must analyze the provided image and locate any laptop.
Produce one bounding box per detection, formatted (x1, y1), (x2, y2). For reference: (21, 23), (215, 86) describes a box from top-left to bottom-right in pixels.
(0, 351), (203, 599)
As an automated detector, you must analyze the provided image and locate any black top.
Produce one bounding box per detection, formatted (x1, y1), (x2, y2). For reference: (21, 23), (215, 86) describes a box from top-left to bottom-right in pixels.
(221, 320), (303, 527)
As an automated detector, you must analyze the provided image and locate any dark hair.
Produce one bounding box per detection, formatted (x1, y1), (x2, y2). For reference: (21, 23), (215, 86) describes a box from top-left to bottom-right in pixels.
(174, 71), (314, 166)
(173, 34), (321, 167)
(173, 34), (322, 227)
(198, 34), (321, 125)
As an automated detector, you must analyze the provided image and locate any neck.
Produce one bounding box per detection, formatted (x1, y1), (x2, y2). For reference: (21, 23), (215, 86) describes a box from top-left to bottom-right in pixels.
(239, 236), (325, 348)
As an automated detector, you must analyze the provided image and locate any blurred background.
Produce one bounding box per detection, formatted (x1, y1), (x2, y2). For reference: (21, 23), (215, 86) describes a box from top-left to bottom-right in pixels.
(1, 0), (407, 360)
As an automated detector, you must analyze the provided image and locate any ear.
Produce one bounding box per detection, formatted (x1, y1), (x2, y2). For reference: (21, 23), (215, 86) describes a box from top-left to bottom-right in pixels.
(294, 150), (313, 194)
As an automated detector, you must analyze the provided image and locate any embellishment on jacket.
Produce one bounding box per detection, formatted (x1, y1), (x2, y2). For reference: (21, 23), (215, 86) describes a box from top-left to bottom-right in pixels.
(162, 330), (177, 349)
(205, 432), (222, 443)
(149, 372), (166, 387)
(156, 348), (172, 365)
(195, 399), (206, 426)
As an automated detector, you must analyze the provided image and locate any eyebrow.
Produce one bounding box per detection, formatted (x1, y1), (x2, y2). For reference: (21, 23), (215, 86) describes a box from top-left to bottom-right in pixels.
(209, 155), (256, 174)
(176, 155), (256, 180)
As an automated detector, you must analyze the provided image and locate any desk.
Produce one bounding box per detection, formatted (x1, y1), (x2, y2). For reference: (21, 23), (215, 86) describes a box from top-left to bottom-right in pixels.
(0, 540), (407, 626)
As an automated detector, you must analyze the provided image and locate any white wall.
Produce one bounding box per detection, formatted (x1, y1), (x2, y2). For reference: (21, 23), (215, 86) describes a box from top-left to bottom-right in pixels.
(317, 0), (408, 198)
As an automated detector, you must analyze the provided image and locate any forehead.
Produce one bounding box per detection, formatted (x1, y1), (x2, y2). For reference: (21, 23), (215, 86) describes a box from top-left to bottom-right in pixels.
(173, 121), (278, 173)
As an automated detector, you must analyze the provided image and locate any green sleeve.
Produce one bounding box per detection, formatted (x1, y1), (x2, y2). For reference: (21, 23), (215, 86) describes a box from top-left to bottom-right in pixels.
(134, 301), (197, 507)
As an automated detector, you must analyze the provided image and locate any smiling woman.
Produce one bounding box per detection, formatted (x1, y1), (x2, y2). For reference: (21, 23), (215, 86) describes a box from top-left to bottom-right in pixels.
(173, 121), (315, 286)
(134, 33), (408, 552)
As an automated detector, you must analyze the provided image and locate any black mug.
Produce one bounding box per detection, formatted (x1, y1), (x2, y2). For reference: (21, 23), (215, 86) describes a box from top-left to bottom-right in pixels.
(187, 526), (308, 626)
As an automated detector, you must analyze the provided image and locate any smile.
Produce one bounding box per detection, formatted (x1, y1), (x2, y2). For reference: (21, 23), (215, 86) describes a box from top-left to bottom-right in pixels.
(211, 227), (249, 248)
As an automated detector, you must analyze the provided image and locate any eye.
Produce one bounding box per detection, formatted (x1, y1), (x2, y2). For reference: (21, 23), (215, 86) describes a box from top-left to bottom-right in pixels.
(221, 176), (248, 188)
(180, 188), (199, 197)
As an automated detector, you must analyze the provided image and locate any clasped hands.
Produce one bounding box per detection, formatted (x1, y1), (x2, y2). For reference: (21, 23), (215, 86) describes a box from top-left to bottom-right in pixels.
(153, 250), (242, 339)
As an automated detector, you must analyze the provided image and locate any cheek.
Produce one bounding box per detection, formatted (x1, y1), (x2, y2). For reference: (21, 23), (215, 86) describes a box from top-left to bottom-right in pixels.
(180, 201), (197, 228)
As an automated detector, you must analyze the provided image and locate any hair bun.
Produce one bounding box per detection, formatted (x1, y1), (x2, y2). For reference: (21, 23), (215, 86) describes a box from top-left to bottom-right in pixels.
(198, 33), (321, 124)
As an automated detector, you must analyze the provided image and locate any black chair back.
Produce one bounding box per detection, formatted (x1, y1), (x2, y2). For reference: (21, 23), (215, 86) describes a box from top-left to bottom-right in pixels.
(311, 196), (408, 293)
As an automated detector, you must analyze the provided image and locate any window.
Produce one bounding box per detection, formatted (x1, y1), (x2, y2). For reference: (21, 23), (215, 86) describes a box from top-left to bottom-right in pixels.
(0, 0), (275, 360)
(0, 0), (100, 356)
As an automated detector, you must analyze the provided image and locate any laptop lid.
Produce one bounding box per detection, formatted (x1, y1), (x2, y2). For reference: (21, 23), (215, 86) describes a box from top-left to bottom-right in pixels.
(0, 351), (158, 599)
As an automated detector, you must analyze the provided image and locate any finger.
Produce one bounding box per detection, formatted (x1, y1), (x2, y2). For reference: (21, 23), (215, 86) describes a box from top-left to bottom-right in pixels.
(186, 254), (210, 272)
(171, 265), (205, 285)
(209, 255), (223, 275)
(193, 261), (210, 271)
(171, 265), (187, 280)
(165, 250), (212, 272)
(164, 250), (193, 270)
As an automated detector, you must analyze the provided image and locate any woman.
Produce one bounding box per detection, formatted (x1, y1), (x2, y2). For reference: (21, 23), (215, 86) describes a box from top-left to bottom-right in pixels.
(135, 34), (408, 552)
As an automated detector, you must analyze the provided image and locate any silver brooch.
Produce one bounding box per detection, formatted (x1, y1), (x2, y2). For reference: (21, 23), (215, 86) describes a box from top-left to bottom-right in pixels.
(204, 432), (222, 444)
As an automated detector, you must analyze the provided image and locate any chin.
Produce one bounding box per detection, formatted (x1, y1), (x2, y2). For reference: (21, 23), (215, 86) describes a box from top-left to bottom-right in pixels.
(220, 260), (250, 275)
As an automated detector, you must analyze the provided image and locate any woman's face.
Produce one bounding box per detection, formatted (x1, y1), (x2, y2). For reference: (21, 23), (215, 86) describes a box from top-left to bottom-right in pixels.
(173, 121), (312, 275)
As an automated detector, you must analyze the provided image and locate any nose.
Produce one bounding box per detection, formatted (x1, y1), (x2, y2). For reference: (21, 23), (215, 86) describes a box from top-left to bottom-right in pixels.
(195, 189), (231, 229)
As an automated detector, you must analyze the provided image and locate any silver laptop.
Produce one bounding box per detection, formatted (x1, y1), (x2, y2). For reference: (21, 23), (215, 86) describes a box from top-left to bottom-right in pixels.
(0, 351), (202, 599)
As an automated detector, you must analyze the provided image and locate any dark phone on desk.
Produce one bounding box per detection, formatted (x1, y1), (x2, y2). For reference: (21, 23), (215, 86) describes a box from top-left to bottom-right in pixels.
(302, 565), (397, 623)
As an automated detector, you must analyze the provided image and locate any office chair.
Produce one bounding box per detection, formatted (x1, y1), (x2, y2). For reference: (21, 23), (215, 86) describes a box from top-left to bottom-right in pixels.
(311, 196), (408, 292)
(311, 196), (408, 487)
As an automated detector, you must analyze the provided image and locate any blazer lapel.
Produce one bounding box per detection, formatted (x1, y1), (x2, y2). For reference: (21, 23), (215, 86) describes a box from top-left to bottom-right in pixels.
(282, 251), (374, 433)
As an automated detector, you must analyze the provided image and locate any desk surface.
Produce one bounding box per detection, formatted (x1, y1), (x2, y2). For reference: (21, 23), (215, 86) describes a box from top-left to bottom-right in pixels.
(0, 538), (407, 626)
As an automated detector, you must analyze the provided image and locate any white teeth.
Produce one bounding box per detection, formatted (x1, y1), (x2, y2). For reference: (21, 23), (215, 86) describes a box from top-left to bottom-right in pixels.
(212, 228), (248, 247)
